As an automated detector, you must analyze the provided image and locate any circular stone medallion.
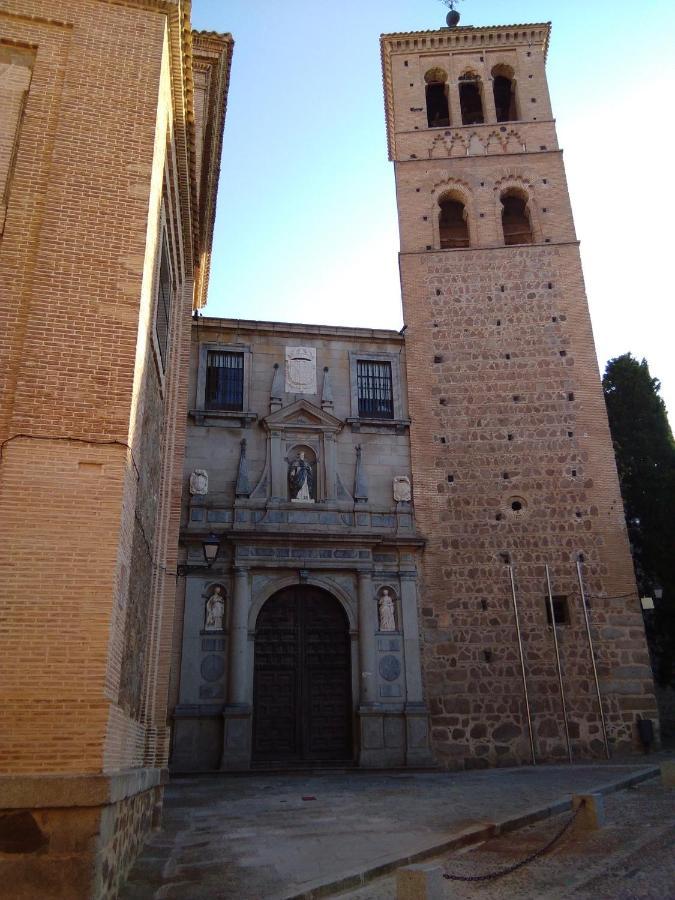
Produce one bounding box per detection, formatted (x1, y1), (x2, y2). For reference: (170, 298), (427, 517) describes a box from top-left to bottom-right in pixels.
(201, 654), (225, 683)
(379, 655), (401, 683)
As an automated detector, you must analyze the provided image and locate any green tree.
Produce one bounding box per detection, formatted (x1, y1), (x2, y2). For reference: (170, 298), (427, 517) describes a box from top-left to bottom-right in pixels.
(603, 354), (675, 686)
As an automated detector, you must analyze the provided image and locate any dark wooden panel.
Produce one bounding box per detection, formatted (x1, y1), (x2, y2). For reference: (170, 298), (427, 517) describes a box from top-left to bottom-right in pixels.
(252, 587), (352, 762)
(252, 591), (300, 759)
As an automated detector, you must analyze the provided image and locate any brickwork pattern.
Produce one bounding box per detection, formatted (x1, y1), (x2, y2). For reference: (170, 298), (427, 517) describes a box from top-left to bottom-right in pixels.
(0, 0), (169, 772)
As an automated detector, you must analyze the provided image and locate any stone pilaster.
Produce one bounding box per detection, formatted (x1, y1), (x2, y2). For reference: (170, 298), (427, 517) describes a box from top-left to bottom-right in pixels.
(357, 570), (377, 706)
(222, 567), (252, 769)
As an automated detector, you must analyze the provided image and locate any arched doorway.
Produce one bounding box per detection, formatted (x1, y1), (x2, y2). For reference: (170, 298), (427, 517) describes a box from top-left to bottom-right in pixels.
(252, 586), (353, 763)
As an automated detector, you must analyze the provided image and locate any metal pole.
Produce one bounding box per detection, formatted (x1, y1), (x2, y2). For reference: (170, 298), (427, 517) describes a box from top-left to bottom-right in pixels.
(545, 564), (573, 763)
(509, 566), (536, 765)
(576, 560), (611, 760)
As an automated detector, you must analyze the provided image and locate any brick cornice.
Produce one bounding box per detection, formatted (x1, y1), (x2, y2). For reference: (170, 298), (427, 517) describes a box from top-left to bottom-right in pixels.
(95, 0), (175, 11)
(96, 2), (231, 290)
(0, 10), (73, 28)
(195, 317), (405, 343)
(192, 30), (234, 309)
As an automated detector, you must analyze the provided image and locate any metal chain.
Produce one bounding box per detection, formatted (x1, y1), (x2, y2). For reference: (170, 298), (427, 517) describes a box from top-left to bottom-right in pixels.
(443, 804), (582, 883)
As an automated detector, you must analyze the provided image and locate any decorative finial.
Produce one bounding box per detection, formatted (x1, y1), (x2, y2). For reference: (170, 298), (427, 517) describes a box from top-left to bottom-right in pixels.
(440, 0), (464, 28)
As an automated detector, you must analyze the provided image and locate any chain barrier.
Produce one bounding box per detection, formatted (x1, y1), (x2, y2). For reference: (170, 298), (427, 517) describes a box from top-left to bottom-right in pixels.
(443, 804), (582, 883)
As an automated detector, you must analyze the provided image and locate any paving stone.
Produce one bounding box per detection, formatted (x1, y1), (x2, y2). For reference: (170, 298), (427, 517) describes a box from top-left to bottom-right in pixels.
(121, 762), (662, 899)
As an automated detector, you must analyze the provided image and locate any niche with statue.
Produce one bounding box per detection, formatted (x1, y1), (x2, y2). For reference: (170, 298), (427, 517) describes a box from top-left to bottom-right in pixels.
(377, 587), (399, 633)
(249, 397), (346, 505)
(287, 444), (317, 503)
(203, 585), (227, 632)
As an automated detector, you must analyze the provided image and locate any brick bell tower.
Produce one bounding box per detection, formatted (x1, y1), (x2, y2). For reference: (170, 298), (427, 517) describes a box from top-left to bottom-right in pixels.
(380, 16), (659, 767)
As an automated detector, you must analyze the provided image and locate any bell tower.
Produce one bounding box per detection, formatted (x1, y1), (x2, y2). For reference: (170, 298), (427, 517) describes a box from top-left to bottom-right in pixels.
(381, 18), (658, 766)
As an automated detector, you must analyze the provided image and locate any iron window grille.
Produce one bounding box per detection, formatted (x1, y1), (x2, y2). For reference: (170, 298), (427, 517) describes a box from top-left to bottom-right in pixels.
(206, 350), (245, 411)
(357, 360), (394, 420)
(155, 236), (173, 370)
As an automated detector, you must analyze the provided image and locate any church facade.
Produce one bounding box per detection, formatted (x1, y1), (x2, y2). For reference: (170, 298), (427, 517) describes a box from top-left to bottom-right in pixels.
(170, 319), (433, 771)
(170, 21), (659, 774)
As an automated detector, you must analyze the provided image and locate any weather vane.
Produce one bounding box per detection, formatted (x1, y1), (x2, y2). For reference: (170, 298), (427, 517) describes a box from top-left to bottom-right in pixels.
(440, 0), (464, 28)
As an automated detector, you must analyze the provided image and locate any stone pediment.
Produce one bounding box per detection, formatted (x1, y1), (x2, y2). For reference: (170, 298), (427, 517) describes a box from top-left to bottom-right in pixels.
(263, 399), (343, 434)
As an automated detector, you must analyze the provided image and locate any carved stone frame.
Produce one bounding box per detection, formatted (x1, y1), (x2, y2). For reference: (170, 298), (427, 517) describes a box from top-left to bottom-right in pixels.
(347, 351), (409, 432)
(262, 399), (344, 503)
(192, 341), (257, 426)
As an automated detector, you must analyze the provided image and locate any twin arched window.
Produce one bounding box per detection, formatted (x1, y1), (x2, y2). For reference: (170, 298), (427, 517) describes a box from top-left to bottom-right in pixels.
(436, 187), (534, 250)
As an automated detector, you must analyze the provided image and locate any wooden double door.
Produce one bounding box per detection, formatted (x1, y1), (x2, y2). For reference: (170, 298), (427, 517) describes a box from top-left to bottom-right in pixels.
(252, 586), (353, 762)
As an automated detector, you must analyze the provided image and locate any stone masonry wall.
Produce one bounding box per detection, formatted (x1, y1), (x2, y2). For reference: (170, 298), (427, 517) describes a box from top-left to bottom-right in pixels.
(0, 784), (161, 900)
(97, 786), (162, 900)
(401, 243), (658, 767)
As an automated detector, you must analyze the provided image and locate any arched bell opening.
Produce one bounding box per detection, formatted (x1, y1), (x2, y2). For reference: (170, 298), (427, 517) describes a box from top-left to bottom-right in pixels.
(424, 67), (450, 128)
(438, 194), (470, 249)
(459, 72), (485, 125)
(492, 64), (518, 123)
(501, 190), (534, 245)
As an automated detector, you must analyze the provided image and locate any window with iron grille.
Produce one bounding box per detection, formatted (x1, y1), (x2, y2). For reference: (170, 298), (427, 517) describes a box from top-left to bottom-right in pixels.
(206, 350), (244, 411)
(357, 360), (394, 420)
(155, 235), (173, 371)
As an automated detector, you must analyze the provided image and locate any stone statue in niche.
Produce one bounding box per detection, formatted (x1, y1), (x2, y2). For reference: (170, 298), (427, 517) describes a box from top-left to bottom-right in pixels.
(190, 469), (208, 496)
(378, 589), (397, 632)
(285, 346), (317, 395)
(204, 586), (225, 632)
(289, 451), (314, 503)
(393, 475), (412, 503)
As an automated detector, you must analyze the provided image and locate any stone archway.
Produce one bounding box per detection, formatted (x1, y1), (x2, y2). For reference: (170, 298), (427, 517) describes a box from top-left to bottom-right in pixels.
(252, 585), (353, 763)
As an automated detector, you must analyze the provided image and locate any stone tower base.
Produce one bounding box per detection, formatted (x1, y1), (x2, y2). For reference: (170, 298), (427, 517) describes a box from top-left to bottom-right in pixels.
(0, 769), (165, 900)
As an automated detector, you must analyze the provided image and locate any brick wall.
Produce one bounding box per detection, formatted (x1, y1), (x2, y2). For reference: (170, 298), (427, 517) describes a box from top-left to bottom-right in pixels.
(0, 0), (223, 894)
(0, 0), (175, 775)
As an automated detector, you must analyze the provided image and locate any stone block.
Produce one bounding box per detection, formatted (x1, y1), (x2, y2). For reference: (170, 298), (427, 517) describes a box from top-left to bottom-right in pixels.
(361, 715), (384, 750)
(572, 793), (606, 831)
(384, 715), (405, 749)
(661, 761), (675, 788)
(396, 864), (444, 900)
(221, 711), (252, 770)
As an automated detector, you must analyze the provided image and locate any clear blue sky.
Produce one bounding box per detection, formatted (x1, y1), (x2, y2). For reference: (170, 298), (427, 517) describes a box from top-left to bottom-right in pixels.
(192, 0), (675, 421)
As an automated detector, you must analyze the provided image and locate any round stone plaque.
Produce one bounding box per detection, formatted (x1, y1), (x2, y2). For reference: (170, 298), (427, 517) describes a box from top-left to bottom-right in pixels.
(379, 655), (401, 683)
(200, 654), (225, 683)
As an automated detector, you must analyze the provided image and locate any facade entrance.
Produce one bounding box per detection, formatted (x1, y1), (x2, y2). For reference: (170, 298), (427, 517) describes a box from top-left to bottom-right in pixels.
(252, 586), (353, 762)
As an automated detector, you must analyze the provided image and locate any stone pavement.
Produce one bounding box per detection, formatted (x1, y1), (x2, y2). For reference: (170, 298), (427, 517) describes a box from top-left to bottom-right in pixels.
(121, 762), (662, 900)
(339, 776), (675, 899)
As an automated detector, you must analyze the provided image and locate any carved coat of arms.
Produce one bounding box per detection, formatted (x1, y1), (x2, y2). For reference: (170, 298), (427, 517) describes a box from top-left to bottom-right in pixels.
(285, 346), (317, 395)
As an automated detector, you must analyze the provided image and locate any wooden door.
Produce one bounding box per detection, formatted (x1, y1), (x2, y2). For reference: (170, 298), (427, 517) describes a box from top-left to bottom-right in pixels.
(252, 587), (352, 762)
